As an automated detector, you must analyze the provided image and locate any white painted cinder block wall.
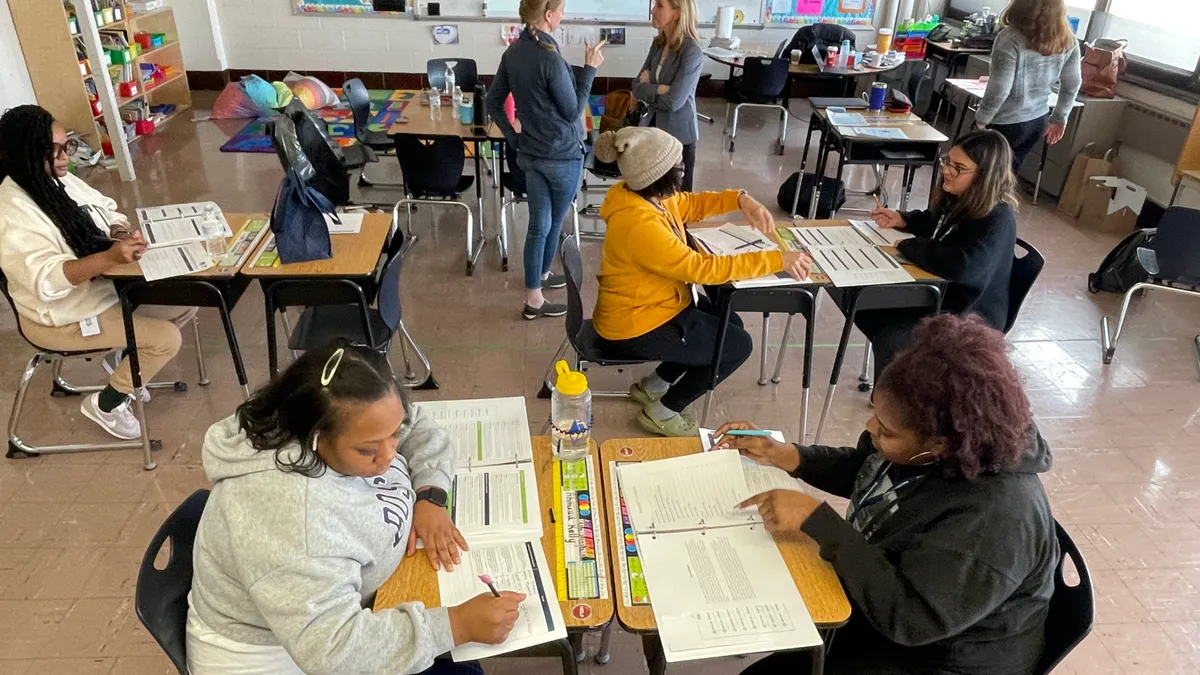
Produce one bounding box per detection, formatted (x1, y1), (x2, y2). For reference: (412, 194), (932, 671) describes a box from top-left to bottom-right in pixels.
(212, 0), (887, 79)
(0, 0), (36, 111)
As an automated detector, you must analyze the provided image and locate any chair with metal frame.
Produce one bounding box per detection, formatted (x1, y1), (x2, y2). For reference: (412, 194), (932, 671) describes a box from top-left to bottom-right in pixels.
(727, 56), (792, 155)
(392, 134), (482, 275)
(538, 236), (650, 399)
(279, 229), (438, 389)
(136, 488), (209, 674)
(343, 77), (398, 189)
(1102, 206), (1200, 372)
(499, 150), (582, 272)
(2, 272), (197, 467)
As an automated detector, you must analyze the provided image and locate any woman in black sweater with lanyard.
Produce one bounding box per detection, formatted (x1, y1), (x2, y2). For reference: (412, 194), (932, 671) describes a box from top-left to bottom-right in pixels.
(857, 129), (1019, 379)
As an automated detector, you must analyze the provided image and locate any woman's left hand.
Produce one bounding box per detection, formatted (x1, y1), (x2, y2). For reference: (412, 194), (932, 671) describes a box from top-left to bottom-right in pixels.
(656, 84), (670, 95)
(738, 192), (776, 233)
(409, 498), (469, 571)
(738, 490), (824, 532)
(1045, 122), (1066, 145)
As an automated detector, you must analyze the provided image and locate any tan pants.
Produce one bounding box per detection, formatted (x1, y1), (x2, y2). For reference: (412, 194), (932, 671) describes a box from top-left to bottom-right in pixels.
(20, 305), (198, 396)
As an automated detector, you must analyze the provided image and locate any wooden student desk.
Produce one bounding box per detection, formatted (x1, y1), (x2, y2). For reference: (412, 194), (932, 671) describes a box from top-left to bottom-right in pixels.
(599, 437), (850, 675)
(375, 436), (615, 662)
(240, 212), (393, 377)
(102, 212), (263, 468)
(388, 92), (506, 276)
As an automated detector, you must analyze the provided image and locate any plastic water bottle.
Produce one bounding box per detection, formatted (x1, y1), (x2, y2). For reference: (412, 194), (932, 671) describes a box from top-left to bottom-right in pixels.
(429, 85), (441, 119)
(444, 64), (456, 104)
(201, 205), (226, 260)
(838, 39), (851, 67)
(551, 360), (592, 462)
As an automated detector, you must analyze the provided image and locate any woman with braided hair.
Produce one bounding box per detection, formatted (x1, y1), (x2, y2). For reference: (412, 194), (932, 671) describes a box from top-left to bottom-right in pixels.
(0, 105), (196, 440)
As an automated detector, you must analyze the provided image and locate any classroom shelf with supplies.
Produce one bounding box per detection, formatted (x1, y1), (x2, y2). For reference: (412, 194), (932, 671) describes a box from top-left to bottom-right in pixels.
(7, 0), (193, 159)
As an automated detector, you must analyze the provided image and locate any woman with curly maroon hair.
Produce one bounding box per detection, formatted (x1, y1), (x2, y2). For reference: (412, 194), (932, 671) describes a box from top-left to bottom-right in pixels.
(715, 314), (1057, 675)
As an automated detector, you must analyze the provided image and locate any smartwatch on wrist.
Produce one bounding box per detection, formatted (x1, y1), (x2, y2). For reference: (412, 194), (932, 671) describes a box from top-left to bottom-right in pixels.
(416, 486), (449, 508)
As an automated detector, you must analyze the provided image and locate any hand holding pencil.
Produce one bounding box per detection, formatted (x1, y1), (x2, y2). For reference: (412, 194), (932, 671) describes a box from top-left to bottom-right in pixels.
(869, 195), (904, 230)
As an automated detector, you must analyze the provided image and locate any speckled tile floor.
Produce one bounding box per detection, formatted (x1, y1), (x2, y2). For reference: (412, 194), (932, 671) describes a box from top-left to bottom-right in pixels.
(1, 93), (1199, 674)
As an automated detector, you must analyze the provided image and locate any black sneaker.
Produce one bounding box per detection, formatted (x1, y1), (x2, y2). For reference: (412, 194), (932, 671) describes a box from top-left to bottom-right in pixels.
(522, 301), (567, 320)
(543, 273), (567, 289)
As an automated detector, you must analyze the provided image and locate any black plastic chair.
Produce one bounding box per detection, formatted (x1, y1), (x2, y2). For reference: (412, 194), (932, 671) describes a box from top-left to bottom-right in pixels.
(1006, 238), (1045, 334)
(426, 58), (479, 92)
(538, 236), (650, 398)
(136, 488), (210, 675)
(343, 78), (397, 188)
(1034, 520), (1095, 675)
(284, 231), (438, 389)
(1102, 206), (1200, 369)
(728, 57), (792, 154)
(393, 134), (481, 275)
(783, 23), (857, 64)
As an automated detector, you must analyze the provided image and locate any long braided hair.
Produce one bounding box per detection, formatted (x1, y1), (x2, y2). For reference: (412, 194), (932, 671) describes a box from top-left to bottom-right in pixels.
(0, 105), (111, 258)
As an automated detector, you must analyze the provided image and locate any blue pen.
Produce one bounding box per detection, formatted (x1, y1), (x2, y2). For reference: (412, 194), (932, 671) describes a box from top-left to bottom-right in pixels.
(724, 429), (774, 437)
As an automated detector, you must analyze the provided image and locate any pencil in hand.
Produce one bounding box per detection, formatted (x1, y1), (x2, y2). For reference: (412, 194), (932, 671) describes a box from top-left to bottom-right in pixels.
(479, 574), (501, 597)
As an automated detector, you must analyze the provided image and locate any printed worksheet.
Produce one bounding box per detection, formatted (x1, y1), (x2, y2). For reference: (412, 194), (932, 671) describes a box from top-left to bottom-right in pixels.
(790, 225), (876, 248)
(827, 112), (868, 126)
(690, 224), (778, 256)
(324, 212), (363, 234)
(699, 428), (806, 497)
(136, 202), (231, 247)
(618, 450), (752, 533)
(449, 466), (542, 543)
(418, 398), (534, 468)
(137, 242), (214, 281)
(806, 244), (914, 287)
(438, 540), (567, 661)
(848, 219), (914, 246)
(637, 525), (822, 661)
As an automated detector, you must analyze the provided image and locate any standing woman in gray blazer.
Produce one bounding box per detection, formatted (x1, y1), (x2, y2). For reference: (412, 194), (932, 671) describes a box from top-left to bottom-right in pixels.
(634, 0), (703, 191)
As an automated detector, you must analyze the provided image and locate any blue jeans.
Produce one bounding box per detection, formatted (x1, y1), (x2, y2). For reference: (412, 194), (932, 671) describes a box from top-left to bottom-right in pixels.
(518, 153), (583, 290)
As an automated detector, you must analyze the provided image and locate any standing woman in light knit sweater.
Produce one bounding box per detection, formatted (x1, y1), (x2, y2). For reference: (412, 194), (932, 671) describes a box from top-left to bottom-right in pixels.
(0, 105), (196, 442)
(974, 0), (1082, 172)
(591, 127), (812, 437)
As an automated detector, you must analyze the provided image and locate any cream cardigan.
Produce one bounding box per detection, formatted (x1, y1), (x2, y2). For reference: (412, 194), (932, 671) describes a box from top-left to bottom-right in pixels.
(0, 173), (129, 327)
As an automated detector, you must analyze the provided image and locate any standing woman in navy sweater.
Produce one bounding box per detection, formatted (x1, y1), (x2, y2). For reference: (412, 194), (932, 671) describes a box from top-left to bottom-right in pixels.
(487, 0), (606, 320)
(858, 129), (1019, 379)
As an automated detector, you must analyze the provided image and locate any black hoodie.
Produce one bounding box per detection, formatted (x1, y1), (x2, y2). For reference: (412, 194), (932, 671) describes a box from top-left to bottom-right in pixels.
(797, 427), (1057, 675)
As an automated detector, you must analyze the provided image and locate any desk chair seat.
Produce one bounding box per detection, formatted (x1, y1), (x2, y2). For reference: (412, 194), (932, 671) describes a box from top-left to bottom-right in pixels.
(343, 78), (400, 189)
(728, 57), (791, 156)
(340, 142), (377, 170)
(538, 237), (649, 398)
(1103, 206), (1200, 373)
(288, 305), (392, 351)
(136, 488), (209, 675)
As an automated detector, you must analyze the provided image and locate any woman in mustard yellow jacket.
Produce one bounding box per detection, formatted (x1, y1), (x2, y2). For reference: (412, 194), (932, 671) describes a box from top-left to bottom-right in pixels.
(592, 127), (812, 437)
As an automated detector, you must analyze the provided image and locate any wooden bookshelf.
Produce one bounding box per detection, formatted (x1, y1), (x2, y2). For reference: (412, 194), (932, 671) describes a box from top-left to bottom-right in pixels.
(8, 0), (191, 156)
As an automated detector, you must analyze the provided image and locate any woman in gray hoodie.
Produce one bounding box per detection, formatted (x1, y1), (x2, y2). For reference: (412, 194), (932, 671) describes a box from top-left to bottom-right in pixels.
(186, 345), (524, 674)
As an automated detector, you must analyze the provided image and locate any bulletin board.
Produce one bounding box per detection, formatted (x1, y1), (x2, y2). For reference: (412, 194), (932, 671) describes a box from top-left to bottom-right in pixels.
(295, 0), (379, 14)
(764, 0), (877, 26)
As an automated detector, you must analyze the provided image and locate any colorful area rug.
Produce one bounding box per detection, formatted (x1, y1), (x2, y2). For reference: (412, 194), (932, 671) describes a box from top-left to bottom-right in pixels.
(219, 90), (607, 154)
(218, 89), (414, 154)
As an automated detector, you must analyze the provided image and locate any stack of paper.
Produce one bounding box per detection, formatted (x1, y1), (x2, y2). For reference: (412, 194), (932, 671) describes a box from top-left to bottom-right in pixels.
(133, 202), (233, 281)
(698, 428), (807, 495)
(848, 219), (914, 246)
(788, 226), (913, 287)
(616, 450), (822, 662)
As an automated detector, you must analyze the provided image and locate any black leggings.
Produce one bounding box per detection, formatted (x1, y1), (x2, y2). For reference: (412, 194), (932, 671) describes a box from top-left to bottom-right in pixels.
(599, 295), (752, 412)
(989, 114), (1049, 174)
(681, 142), (697, 192)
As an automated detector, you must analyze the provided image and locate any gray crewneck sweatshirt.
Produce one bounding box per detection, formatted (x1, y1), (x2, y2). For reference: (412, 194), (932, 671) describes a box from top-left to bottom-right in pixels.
(975, 28), (1082, 126)
(189, 403), (456, 675)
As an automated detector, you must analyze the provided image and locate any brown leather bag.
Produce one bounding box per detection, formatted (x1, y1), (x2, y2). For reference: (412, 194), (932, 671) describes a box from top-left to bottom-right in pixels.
(599, 90), (638, 134)
(1080, 39), (1128, 99)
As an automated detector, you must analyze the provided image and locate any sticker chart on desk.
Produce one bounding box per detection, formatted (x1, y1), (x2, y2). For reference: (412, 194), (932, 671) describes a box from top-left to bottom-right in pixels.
(610, 462), (651, 606)
(553, 456), (609, 601)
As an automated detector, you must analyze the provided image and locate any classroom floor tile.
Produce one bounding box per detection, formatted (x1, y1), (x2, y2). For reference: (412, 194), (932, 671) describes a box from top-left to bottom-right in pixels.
(1, 93), (1198, 673)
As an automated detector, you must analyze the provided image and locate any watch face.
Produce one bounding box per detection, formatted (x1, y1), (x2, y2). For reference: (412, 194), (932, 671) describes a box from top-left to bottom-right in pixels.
(419, 487), (449, 507)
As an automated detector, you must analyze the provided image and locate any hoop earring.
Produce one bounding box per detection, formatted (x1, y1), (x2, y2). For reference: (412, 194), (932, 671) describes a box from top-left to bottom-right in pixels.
(907, 450), (940, 466)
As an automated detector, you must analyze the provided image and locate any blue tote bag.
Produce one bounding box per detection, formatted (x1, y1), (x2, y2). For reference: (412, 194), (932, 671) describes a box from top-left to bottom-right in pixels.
(269, 168), (337, 264)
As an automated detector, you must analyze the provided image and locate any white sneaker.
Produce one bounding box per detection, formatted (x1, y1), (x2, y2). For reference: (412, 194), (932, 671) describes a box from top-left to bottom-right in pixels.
(80, 393), (142, 440)
(100, 350), (151, 403)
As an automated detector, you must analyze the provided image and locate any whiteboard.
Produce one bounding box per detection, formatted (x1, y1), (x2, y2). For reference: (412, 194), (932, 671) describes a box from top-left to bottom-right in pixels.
(488, 0), (650, 20)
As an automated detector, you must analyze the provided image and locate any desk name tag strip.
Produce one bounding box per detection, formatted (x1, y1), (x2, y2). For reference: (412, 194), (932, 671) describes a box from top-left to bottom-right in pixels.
(553, 456), (609, 602)
(611, 461), (651, 606)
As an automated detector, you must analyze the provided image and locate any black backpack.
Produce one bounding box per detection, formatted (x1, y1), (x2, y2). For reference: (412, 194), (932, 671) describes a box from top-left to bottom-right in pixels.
(1087, 228), (1154, 293)
(785, 24), (857, 64)
(777, 172), (846, 219)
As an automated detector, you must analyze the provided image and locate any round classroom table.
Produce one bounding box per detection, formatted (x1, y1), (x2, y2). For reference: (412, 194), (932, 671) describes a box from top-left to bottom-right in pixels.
(702, 49), (904, 79)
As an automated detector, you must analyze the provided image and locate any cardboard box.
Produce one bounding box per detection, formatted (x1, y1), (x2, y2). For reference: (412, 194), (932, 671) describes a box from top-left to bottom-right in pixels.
(1077, 176), (1146, 234)
(1059, 144), (1118, 218)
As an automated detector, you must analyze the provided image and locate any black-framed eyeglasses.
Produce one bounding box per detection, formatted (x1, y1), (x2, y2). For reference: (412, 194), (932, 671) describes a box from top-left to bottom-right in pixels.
(938, 156), (976, 177)
(52, 139), (80, 158)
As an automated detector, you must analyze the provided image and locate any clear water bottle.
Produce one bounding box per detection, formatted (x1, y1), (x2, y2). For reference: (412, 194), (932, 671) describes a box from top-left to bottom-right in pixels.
(551, 360), (591, 462)
(838, 39), (851, 67)
(444, 64), (456, 105)
(429, 85), (442, 119)
(201, 204), (226, 260)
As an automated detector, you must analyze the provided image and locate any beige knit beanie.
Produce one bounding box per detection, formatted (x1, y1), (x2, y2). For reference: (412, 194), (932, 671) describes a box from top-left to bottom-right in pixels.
(594, 127), (683, 191)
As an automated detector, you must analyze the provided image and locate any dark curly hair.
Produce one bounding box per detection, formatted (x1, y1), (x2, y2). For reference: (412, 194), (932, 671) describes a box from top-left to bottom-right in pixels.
(0, 105), (111, 259)
(876, 314), (1032, 479)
